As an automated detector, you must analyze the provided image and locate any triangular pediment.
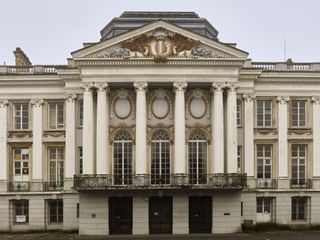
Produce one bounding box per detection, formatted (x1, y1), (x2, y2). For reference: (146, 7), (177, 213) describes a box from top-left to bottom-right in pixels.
(72, 20), (248, 61)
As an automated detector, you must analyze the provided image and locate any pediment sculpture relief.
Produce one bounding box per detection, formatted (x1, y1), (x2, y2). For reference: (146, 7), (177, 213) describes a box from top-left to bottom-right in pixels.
(97, 28), (227, 61)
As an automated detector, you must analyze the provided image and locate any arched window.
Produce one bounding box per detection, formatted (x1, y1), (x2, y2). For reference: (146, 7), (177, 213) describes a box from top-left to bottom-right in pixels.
(151, 131), (170, 185)
(113, 131), (132, 185)
(188, 131), (207, 184)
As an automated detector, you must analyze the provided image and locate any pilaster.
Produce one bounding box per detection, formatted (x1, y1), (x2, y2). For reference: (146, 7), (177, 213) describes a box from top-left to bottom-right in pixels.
(0, 99), (8, 192)
(312, 97), (320, 178)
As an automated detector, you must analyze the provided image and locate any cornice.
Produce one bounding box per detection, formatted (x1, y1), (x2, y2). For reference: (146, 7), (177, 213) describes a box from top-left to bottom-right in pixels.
(255, 77), (320, 84)
(0, 80), (64, 86)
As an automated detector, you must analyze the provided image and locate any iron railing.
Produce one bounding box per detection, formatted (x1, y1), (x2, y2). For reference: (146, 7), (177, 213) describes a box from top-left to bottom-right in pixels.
(9, 181), (30, 192)
(290, 179), (312, 189)
(256, 179), (277, 189)
(73, 173), (247, 191)
(44, 181), (64, 191)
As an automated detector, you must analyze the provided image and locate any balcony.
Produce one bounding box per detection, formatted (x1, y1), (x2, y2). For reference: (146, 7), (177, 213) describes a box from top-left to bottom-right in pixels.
(290, 179), (312, 189)
(73, 173), (247, 191)
(43, 181), (64, 191)
(9, 181), (30, 192)
(256, 179), (277, 189)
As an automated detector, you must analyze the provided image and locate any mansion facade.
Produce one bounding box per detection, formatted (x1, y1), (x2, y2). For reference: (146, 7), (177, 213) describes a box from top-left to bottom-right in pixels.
(1, 11), (320, 235)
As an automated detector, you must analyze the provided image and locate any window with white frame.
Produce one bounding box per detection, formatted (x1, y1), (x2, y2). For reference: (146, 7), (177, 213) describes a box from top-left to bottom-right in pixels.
(291, 100), (306, 127)
(12, 200), (29, 223)
(237, 100), (242, 126)
(49, 102), (64, 129)
(13, 148), (29, 176)
(79, 147), (83, 174)
(292, 197), (309, 221)
(237, 145), (242, 173)
(151, 131), (170, 185)
(48, 148), (64, 187)
(256, 197), (272, 214)
(79, 100), (83, 127)
(14, 103), (29, 130)
(257, 100), (272, 127)
(113, 131), (132, 185)
(257, 145), (272, 179)
(292, 145), (306, 186)
(188, 131), (207, 184)
(48, 199), (63, 223)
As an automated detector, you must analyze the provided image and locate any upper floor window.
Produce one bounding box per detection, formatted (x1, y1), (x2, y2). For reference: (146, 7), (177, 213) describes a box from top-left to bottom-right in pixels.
(237, 100), (242, 126)
(13, 148), (29, 177)
(256, 100), (272, 127)
(291, 145), (306, 186)
(291, 100), (306, 127)
(79, 100), (83, 127)
(151, 131), (170, 185)
(257, 145), (272, 179)
(48, 147), (64, 187)
(188, 131), (207, 184)
(237, 145), (242, 173)
(14, 103), (29, 130)
(79, 147), (83, 174)
(49, 103), (64, 129)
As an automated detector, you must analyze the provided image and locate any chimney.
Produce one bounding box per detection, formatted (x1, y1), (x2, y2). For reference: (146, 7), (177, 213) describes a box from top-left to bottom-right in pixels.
(14, 47), (32, 66)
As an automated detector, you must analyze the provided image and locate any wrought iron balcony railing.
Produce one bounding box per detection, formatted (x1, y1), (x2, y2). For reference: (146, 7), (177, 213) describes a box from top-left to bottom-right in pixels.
(43, 181), (64, 191)
(9, 181), (30, 192)
(73, 173), (247, 191)
(290, 179), (312, 189)
(256, 179), (277, 189)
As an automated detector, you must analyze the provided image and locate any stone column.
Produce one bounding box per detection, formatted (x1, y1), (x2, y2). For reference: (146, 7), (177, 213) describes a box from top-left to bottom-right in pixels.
(134, 81), (148, 185)
(173, 81), (187, 184)
(0, 99), (8, 191)
(277, 96), (290, 188)
(31, 99), (44, 191)
(312, 97), (320, 179)
(81, 82), (95, 174)
(226, 83), (238, 173)
(243, 93), (256, 187)
(212, 83), (224, 173)
(65, 94), (77, 190)
(96, 82), (109, 175)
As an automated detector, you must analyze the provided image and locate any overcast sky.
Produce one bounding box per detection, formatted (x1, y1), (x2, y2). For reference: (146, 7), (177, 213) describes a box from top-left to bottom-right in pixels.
(1, 0), (319, 65)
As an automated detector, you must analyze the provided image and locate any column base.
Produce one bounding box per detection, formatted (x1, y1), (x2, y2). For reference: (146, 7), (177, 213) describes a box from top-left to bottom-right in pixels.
(31, 179), (43, 191)
(64, 178), (74, 191)
(133, 174), (150, 187)
(172, 174), (188, 186)
(0, 180), (8, 192)
(277, 177), (289, 189)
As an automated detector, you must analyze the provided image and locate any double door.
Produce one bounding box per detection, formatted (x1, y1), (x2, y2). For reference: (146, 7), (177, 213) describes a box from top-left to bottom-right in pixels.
(109, 197), (132, 234)
(189, 196), (212, 233)
(149, 196), (172, 234)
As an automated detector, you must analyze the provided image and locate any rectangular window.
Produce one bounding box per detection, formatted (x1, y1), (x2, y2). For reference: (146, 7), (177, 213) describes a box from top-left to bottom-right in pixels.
(291, 145), (306, 186)
(256, 197), (272, 213)
(49, 103), (64, 129)
(79, 100), (83, 127)
(291, 100), (306, 127)
(257, 100), (272, 127)
(48, 148), (64, 188)
(237, 100), (241, 126)
(237, 146), (242, 173)
(13, 148), (29, 176)
(13, 200), (29, 223)
(257, 145), (272, 179)
(48, 200), (63, 223)
(77, 203), (79, 218)
(292, 197), (308, 221)
(79, 147), (83, 174)
(14, 103), (29, 130)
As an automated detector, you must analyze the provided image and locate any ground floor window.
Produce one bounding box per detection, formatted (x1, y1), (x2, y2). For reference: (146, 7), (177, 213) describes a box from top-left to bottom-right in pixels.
(48, 199), (63, 223)
(12, 200), (29, 223)
(292, 197), (310, 221)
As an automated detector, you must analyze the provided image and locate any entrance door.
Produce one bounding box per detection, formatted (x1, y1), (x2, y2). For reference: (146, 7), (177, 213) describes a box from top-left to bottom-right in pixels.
(109, 197), (132, 234)
(149, 196), (172, 234)
(256, 197), (273, 223)
(189, 196), (212, 233)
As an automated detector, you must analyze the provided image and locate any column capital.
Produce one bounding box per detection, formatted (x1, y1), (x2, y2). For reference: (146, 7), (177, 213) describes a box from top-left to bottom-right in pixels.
(242, 92), (256, 102)
(225, 82), (239, 92)
(30, 99), (44, 107)
(173, 81), (187, 93)
(65, 94), (77, 103)
(80, 82), (95, 92)
(96, 82), (108, 93)
(0, 99), (9, 108)
(134, 81), (148, 92)
(212, 82), (226, 92)
(277, 96), (290, 104)
(312, 96), (320, 105)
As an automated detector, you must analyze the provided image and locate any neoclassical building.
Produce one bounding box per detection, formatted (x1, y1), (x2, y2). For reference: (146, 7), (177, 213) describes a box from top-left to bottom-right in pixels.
(0, 11), (320, 234)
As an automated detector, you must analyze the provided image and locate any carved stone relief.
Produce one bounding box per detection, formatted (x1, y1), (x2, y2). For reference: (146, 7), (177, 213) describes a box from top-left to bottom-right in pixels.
(110, 89), (135, 120)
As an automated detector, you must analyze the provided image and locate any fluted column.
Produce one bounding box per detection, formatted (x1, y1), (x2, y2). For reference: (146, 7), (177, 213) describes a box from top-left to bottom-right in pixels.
(226, 83), (238, 173)
(173, 82), (187, 183)
(212, 83), (224, 173)
(0, 99), (8, 191)
(65, 94), (77, 189)
(96, 82), (109, 175)
(81, 82), (95, 174)
(312, 96), (320, 178)
(243, 93), (256, 180)
(31, 99), (44, 191)
(134, 81), (148, 183)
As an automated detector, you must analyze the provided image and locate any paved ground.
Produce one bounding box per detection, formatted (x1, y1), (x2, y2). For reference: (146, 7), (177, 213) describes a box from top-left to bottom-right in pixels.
(0, 231), (319, 240)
